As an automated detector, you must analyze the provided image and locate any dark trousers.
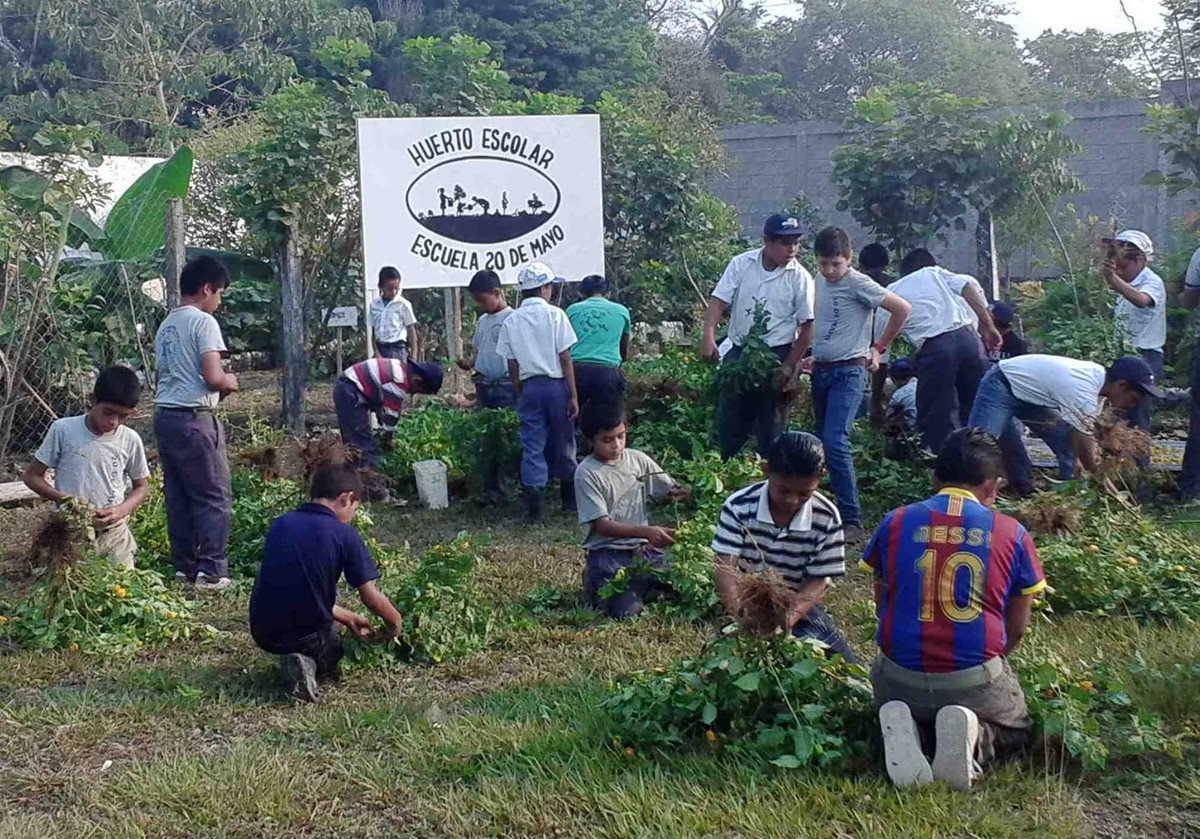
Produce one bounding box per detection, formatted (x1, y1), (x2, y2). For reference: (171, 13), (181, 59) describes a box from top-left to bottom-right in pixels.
(377, 341), (407, 363)
(575, 363), (626, 412)
(334, 377), (377, 468)
(475, 377), (517, 493)
(1183, 344), (1200, 499)
(255, 623), (343, 680)
(1123, 348), (1162, 469)
(583, 547), (669, 619)
(717, 343), (793, 460)
(517, 376), (577, 490)
(870, 654), (1031, 767)
(792, 603), (857, 663)
(914, 326), (988, 454)
(154, 409), (233, 580)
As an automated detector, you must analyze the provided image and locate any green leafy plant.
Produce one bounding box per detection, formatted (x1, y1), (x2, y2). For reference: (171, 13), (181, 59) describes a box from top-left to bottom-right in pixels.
(1, 556), (216, 656)
(344, 533), (492, 666)
(713, 305), (785, 396)
(1018, 654), (1183, 771)
(604, 628), (873, 768)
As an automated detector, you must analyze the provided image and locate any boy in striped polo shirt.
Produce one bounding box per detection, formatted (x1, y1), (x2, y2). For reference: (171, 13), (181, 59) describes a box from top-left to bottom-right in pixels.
(711, 432), (855, 660)
(864, 428), (1045, 791)
(333, 357), (444, 468)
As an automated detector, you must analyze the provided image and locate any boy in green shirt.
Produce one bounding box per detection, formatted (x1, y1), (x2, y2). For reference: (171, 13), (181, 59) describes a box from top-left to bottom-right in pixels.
(566, 275), (632, 413)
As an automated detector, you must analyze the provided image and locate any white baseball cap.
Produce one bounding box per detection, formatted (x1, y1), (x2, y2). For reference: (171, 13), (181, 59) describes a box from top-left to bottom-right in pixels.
(1103, 230), (1154, 257)
(517, 261), (565, 291)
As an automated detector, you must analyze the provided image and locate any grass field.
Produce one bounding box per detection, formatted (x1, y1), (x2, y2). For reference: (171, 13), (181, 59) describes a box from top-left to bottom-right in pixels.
(1, 492), (1199, 838)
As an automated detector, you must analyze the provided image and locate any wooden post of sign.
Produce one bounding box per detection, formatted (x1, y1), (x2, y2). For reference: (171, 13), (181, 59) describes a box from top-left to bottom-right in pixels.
(442, 287), (462, 361)
(335, 327), (344, 373)
(163, 198), (185, 309)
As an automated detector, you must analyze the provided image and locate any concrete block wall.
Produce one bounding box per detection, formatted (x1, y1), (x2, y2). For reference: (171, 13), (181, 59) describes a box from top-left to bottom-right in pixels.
(712, 87), (1196, 279)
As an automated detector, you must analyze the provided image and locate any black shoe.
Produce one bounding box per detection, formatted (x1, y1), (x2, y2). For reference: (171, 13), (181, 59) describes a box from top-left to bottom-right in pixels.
(560, 481), (577, 513)
(282, 653), (320, 703)
(524, 487), (545, 523)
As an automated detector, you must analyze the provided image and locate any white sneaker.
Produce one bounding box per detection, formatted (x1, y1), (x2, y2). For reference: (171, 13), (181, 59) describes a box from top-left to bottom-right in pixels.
(932, 705), (981, 791)
(195, 573), (233, 592)
(879, 701), (933, 788)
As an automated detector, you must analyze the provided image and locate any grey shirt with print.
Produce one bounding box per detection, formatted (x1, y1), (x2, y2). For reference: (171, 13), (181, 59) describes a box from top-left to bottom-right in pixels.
(154, 305), (227, 408)
(472, 308), (514, 381)
(35, 416), (150, 515)
(575, 449), (675, 550)
(812, 268), (888, 362)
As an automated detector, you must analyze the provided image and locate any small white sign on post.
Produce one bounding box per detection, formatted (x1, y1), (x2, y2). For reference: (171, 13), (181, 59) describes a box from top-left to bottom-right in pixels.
(323, 306), (359, 372)
(356, 115), (604, 290)
(324, 306), (359, 329)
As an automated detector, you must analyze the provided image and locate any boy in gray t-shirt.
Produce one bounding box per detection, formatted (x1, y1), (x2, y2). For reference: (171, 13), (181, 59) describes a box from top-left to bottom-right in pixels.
(574, 402), (689, 619)
(153, 256), (240, 591)
(23, 366), (150, 568)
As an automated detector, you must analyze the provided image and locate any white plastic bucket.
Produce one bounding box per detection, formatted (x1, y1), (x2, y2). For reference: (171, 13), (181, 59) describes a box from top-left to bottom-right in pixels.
(413, 459), (449, 509)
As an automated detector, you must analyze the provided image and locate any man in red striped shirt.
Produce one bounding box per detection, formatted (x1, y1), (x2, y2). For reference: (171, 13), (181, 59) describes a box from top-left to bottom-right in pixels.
(862, 427), (1045, 791)
(334, 358), (443, 467)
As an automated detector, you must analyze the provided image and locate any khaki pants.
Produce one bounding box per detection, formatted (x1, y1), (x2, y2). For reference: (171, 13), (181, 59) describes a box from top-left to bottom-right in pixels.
(870, 654), (1031, 766)
(94, 521), (138, 570)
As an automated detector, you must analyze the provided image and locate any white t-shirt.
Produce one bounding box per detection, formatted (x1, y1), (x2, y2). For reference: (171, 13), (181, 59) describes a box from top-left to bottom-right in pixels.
(1114, 266), (1166, 351)
(154, 305), (226, 408)
(998, 354), (1106, 433)
(712, 248), (815, 348)
(34, 416), (150, 519)
(887, 266), (979, 347)
(495, 297), (578, 380)
(369, 295), (417, 344)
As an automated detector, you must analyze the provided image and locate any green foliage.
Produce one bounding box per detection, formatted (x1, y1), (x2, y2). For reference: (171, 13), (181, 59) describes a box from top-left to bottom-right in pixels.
(398, 35), (514, 116)
(1018, 488), (1200, 623)
(102, 146), (193, 260)
(1, 558), (216, 656)
(344, 533), (492, 665)
(1019, 279), (1126, 365)
(379, 404), (520, 488)
(1018, 655), (1183, 770)
(850, 425), (931, 518)
(1143, 104), (1200, 197)
(604, 629), (874, 768)
(834, 84), (1081, 254)
(712, 305), (783, 395)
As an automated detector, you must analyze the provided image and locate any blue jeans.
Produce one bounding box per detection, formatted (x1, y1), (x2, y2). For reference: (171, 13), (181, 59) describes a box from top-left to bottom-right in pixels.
(517, 376), (577, 490)
(812, 363), (868, 526)
(969, 366), (1075, 494)
(583, 547), (669, 619)
(793, 603), (857, 663)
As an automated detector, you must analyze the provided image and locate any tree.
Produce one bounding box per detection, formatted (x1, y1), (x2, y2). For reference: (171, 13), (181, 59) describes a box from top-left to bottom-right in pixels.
(418, 0), (655, 102)
(225, 37), (405, 432)
(395, 34), (514, 116)
(833, 84), (1082, 288)
(1023, 29), (1154, 102)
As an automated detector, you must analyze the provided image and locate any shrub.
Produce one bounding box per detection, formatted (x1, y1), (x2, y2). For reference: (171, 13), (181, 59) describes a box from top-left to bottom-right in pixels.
(604, 628), (874, 769)
(379, 405), (520, 490)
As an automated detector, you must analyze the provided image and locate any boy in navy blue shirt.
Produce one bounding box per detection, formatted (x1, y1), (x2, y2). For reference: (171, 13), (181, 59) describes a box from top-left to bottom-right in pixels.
(249, 463), (403, 702)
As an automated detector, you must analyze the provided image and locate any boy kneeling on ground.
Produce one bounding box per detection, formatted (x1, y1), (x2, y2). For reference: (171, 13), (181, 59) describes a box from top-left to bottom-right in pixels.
(864, 428), (1045, 790)
(249, 463), (403, 702)
(575, 400), (690, 618)
(712, 432), (857, 660)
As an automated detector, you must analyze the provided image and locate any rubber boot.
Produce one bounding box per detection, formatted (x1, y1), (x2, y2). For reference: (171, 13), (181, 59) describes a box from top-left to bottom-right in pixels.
(524, 487), (544, 523)
(560, 479), (576, 513)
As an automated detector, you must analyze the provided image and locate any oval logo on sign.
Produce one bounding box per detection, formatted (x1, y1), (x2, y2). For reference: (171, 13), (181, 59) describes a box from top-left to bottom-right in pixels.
(405, 156), (561, 245)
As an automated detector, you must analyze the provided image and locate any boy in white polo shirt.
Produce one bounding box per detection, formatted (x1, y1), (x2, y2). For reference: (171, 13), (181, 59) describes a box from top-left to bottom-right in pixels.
(968, 354), (1161, 496)
(495, 261), (580, 522)
(369, 266), (419, 362)
(1101, 230), (1166, 459)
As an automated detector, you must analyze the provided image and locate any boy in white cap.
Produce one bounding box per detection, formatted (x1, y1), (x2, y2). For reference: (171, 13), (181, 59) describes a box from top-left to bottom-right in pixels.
(1101, 230), (1166, 460)
(495, 261), (580, 522)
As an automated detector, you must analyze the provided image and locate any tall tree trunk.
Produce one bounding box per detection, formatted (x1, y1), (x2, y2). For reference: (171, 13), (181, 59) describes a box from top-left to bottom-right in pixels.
(975, 208), (998, 301)
(278, 229), (306, 436)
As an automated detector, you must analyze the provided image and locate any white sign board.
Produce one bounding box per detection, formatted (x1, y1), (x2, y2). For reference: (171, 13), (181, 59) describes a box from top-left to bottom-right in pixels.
(323, 306), (358, 328)
(357, 115), (604, 290)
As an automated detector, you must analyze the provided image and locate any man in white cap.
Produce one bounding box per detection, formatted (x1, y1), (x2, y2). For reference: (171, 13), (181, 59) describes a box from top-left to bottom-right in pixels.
(495, 261), (580, 522)
(1101, 230), (1166, 459)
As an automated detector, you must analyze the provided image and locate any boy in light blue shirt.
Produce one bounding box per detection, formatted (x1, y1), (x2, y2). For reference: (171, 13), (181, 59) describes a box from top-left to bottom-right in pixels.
(566, 275), (631, 413)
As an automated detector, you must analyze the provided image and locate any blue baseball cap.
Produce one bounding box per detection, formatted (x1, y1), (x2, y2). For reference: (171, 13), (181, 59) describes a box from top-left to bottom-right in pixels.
(763, 213), (805, 238)
(407, 360), (444, 394)
(889, 358), (915, 379)
(989, 301), (1015, 324)
(1107, 355), (1164, 398)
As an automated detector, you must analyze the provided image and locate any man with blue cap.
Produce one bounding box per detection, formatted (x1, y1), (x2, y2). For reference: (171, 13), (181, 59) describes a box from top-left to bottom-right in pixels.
(701, 213), (815, 459)
(969, 353), (1163, 496)
(495, 261), (580, 522)
(334, 357), (444, 469)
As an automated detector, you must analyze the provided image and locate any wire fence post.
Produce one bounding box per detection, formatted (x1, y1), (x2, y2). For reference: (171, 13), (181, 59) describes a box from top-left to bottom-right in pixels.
(164, 198), (184, 310)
